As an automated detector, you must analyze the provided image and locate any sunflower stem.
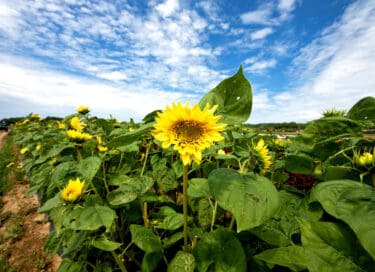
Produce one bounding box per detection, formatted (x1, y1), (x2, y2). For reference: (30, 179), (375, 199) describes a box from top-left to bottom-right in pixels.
(183, 164), (189, 252)
(210, 200), (218, 232)
(111, 250), (127, 272)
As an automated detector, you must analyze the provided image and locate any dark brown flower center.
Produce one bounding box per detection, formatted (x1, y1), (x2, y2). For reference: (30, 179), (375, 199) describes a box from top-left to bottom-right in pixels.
(173, 120), (204, 142)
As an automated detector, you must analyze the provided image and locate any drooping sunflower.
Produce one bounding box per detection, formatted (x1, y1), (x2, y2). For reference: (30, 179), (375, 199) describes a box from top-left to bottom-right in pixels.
(61, 178), (85, 202)
(152, 102), (226, 165)
(253, 138), (272, 175)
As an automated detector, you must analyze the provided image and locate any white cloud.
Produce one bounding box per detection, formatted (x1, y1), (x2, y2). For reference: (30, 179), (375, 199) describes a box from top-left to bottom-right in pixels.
(240, 4), (274, 25)
(249, 0), (375, 123)
(245, 59), (277, 74)
(155, 0), (180, 17)
(0, 55), (197, 120)
(250, 27), (273, 40)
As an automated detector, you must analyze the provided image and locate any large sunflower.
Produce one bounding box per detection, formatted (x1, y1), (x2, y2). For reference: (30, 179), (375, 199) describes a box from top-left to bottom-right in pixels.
(61, 178), (85, 202)
(152, 102), (226, 165)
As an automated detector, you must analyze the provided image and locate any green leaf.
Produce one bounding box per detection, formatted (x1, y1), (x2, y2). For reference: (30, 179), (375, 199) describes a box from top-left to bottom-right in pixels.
(188, 178), (210, 198)
(254, 246), (308, 271)
(63, 230), (88, 256)
(194, 228), (246, 272)
(107, 176), (154, 206)
(284, 154), (315, 175)
(108, 123), (154, 148)
(168, 251), (196, 272)
(199, 65), (252, 125)
(208, 169), (279, 232)
(57, 259), (87, 272)
(197, 198), (212, 229)
(92, 235), (122, 251)
(38, 192), (63, 213)
(78, 156), (102, 183)
(130, 224), (164, 272)
(71, 205), (116, 231)
(310, 180), (375, 259)
(299, 219), (366, 272)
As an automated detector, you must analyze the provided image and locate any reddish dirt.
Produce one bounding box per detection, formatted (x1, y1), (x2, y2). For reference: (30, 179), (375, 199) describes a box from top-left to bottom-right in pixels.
(0, 131), (61, 271)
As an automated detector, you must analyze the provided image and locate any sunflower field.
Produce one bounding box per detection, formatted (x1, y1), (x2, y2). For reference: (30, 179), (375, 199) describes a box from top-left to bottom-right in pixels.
(3, 67), (375, 272)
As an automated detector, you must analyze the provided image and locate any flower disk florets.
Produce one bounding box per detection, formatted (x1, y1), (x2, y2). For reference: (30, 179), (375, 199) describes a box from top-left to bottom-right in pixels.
(152, 102), (226, 165)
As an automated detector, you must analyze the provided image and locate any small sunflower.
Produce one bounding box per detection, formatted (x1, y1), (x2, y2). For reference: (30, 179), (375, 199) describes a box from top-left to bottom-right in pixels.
(77, 105), (90, 114)
(35, 144), (42, 151)
(152, 102), (226, 165)
(354, 150), (374, 168)
(61, 178), (85, 202)
(20, 147), (29, 155)
(70, 117), (85, 132)
(253, 138), (272, 175)
(66, 129), (92, 142)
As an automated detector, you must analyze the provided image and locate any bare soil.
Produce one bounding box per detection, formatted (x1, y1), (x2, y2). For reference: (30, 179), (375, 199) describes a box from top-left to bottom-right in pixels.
(0, 131), (61, 272)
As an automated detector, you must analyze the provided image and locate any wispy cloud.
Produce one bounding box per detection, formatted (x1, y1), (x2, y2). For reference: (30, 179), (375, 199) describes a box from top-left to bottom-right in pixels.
(240, 0), (298, 26)
(250, 0), (375, 123)
(250, 27), (273, 40)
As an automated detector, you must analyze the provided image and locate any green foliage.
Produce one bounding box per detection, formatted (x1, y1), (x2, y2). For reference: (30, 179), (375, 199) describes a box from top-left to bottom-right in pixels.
(199, 65), (252, 125)
(347, 96), (375, 121)
(2, 73), (374, 272)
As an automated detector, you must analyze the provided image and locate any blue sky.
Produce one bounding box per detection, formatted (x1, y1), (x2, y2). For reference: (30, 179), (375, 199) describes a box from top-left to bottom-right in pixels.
(0, 0), (374, 123)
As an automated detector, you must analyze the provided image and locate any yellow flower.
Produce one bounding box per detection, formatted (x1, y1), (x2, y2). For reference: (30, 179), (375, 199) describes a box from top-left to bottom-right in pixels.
(35, 144), (42, 151)
(97, 145), (108, 152)
(31, 113), (42, 120)
(70, 117), (85, 132)
(17, 164), (23, 169)
(57, 121), (66, 129)
(355, 151), (373, 167)
(20, 147), (29, 155)
(254, 139), (272, 175)
(66, 130), (92, 141)
(217, 149), (226, 155)
(61, 178), (85, 202)
(77, 105), (89, 114)
(128, 127), (134, 132)
(22, 119), (30, 125)
(152, 102), (226, 165)
(6, 162), (14, 168)
(97, 136), (103, 145)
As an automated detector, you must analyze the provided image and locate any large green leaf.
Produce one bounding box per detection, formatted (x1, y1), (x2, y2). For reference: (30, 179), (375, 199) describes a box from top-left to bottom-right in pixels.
(254, 245), (308, 271)
(130, 224), (164, 272)
(70, 205), (117, 231)
(310, 180), (375, 259)
(78, 156), (102, 183)
(168, 251), (196, 272)
(299, 219), (367, 272)
(199, 66), (252, 124)
(107, 176), (154, 206)
(208, 169), (279, 232)
(193, 228), (246, 272)
(250, 191), (323, 247)
(255, 220), (369, 272)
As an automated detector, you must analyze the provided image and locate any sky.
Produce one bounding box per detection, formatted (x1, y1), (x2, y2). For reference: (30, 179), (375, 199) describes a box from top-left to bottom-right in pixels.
(0, 0), (374, 123)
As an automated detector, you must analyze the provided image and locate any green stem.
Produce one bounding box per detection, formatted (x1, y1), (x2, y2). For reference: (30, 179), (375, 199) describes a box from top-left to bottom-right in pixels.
(210, 200), (218, 232)
(111, 251), (127, 272)
(228, 215), (235, 232)
(140, 141), (152, 177)
(102, 163), (109, 194)
(183, 164), (189, 252)
(143, 201), (149, 228)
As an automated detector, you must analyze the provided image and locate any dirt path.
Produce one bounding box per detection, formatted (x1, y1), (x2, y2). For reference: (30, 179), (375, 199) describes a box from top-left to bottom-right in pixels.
(0, 131), (61, 271)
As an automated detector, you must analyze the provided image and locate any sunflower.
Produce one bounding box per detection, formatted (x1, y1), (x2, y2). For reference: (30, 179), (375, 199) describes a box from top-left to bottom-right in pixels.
(253, 138), (272, 175)
(61, 178), (85, 202)
(20, 147), (29, 155)
(152, 102), (226, 165)
(66, 129), (92, 142)
(70, 117), (85, 132)
(77, 105), (90, 114)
